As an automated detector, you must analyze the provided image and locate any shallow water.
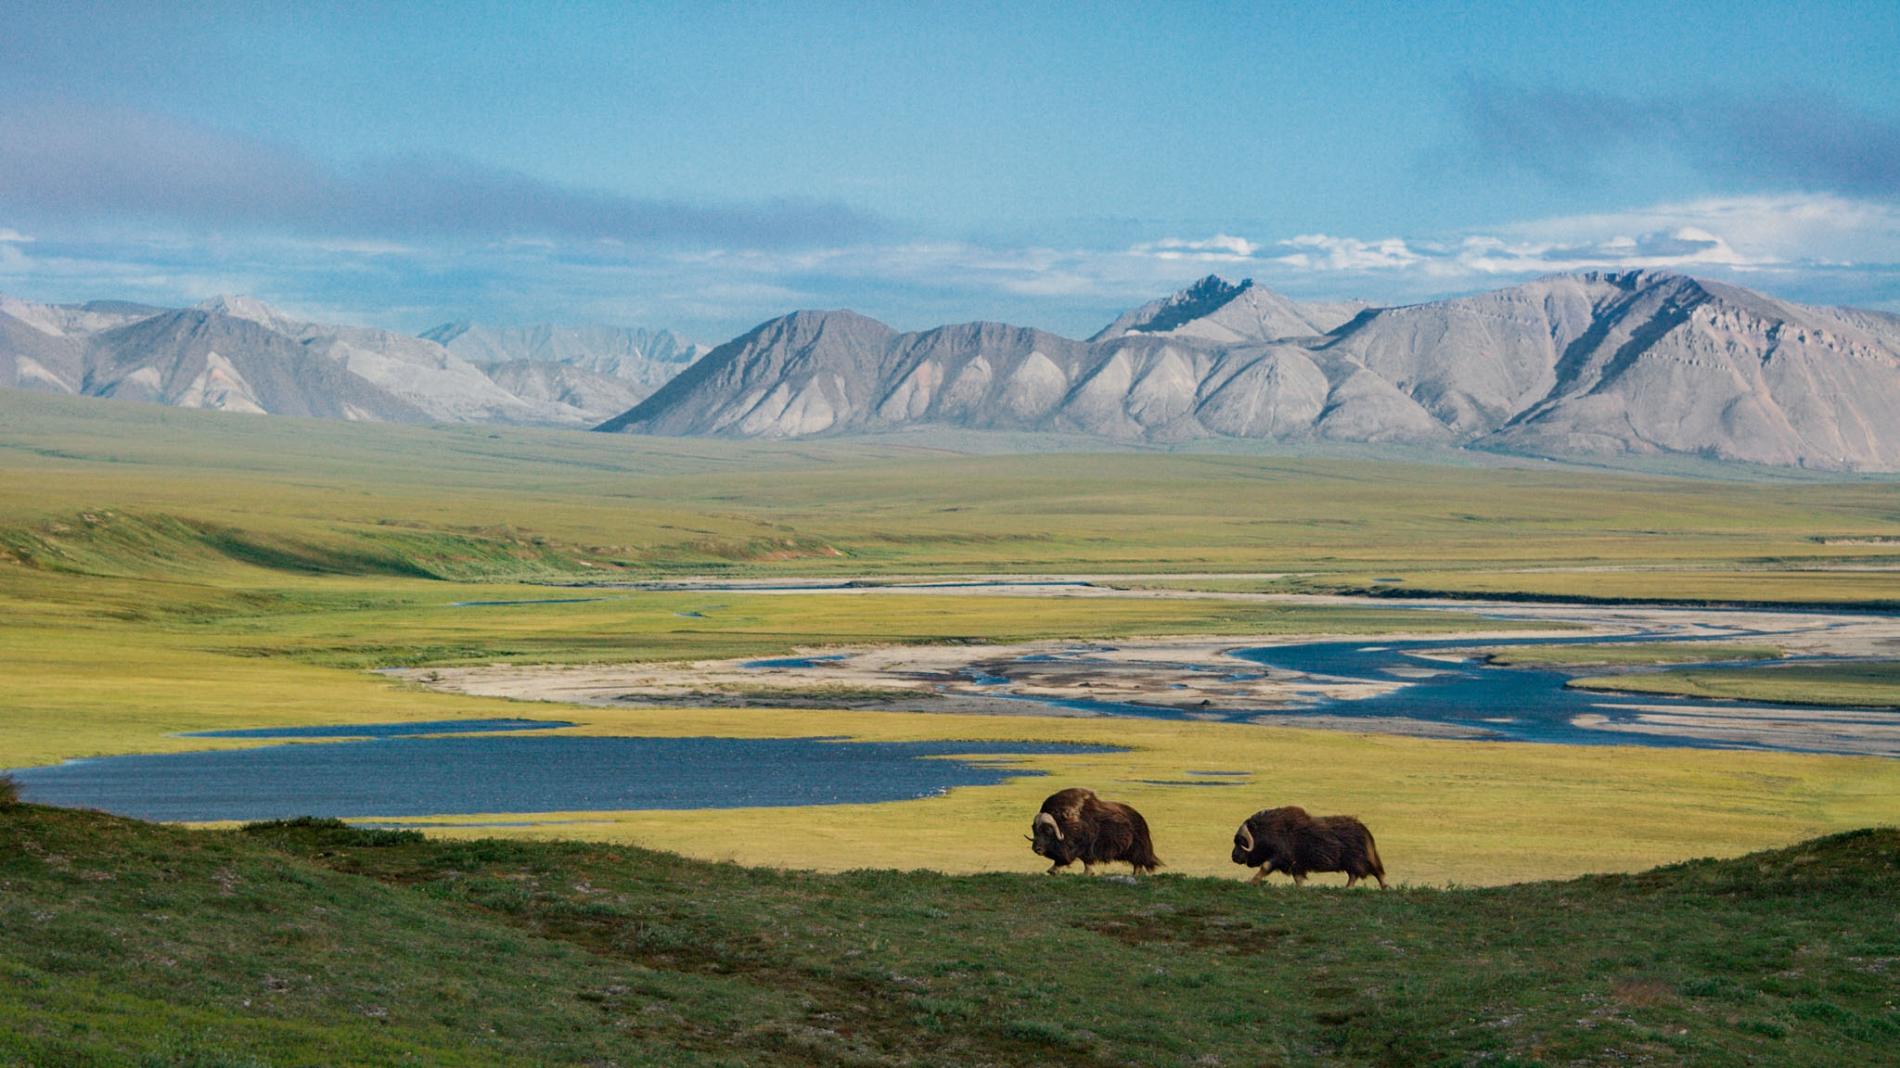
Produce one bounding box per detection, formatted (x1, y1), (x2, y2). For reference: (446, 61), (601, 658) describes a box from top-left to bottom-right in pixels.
(7, 734), (1121, 822)
(1231, 635), (1841, 749)
(742, 653), (849, 669)
(951, 630), (1900, 755)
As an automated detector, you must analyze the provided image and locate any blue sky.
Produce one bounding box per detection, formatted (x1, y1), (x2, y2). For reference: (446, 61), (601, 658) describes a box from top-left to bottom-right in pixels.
(2, 1), (1897, 340)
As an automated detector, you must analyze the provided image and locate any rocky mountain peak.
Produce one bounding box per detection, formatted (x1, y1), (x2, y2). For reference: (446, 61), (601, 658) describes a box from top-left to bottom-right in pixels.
(1125, 275), (1254, 334)
(194, 295), (297, 332)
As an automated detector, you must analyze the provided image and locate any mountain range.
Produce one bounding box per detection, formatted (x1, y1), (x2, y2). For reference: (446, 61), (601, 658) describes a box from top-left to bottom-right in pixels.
(420, 322), (709, 419)
(601, 272), (1900, 471)
(6, 273), (1900, 470)
(0, 294), (705, 426)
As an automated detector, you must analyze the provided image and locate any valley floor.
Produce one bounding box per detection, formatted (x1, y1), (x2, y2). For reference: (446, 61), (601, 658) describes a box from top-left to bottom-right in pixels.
(3, 393), (1899, 1063)
(7, 579), (1897, 884)
(3, 392), (1899, 885)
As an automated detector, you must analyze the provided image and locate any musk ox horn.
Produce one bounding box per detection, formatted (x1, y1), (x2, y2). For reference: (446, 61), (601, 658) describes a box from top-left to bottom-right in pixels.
(1034, 811), (1062, 841)
(1238, 823), (1254, 852)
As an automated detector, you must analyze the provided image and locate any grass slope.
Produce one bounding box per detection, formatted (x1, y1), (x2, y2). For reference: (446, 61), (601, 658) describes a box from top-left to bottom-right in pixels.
(2, 805), (1896, 1067)
(1484, 643), (1783, 667)
(7, 390), (1900, 602)
(1572, 662), (1900, 708)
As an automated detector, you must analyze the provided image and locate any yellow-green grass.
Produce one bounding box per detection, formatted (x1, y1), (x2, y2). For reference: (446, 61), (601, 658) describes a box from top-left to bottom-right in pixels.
(1573, 662), (1900, 708)
(0, 576), (1513, 761)
(4, 563), (1892, 886)
(8, 390), (1900, 605)
(1315, 568), (1900, 606)
(350, 704), (1900, 887)
(4, 392), (1900, 889)
(4, 579), (1892, 888)
(1485, 642), (1783, 667)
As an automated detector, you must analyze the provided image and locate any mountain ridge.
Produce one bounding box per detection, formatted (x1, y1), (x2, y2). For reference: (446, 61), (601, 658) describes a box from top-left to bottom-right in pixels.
(9, 273), (1900, 470)
(420, 321), (707, 402)
(0, 295), (699, 426)
(600, 271), (1900, 471)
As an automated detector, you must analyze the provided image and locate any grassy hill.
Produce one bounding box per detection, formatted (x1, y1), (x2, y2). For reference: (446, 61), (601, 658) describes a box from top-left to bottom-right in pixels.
(2, 801), (1895, 1067)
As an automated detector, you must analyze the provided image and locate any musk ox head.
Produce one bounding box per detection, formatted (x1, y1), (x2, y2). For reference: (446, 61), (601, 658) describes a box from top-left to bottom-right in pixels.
(1029, 810), (1066, 860)
(1231, 820), (1260, 866)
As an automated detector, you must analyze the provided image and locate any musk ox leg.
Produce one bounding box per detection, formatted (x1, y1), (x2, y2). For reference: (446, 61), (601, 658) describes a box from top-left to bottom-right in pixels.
(1291, 872), (1307, 886)
(1346, 874), (1360, 888)
(1375, 873), (1389, 889)
(1044, 860), (1065, 875)
(1249, 865), (1269, 885)
(1082, 862), (1096, 876)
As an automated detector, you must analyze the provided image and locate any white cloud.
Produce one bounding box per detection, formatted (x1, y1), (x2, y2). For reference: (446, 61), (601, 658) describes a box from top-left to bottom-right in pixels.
(1107, 196), (1900, 294)
(1428, 225), (1749, 276)
(1500, 194), (1900, 267)
(1130, 233), (1259, 260)
(0, 228), (33, 243)
(3, 193), (1896, 339)
(1273, 234), (1422, 271)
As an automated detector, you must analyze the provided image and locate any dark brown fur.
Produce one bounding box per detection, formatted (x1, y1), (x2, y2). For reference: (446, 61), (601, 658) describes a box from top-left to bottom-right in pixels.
(1029, 787), (1160, 874)
(1231, 806), (1386, 888)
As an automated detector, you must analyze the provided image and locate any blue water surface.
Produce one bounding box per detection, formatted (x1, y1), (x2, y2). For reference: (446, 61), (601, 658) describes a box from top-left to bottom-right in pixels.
(8, 734), (1121, 823)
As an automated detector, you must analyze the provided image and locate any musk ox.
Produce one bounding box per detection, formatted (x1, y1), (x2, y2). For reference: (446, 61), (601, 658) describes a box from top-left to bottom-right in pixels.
(1232, 806), (1386, 888)
(1028, 787), (1161, 875)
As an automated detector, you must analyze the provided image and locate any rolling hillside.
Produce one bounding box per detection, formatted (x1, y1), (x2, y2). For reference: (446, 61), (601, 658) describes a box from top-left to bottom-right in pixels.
(2, 803), (1894, 1066)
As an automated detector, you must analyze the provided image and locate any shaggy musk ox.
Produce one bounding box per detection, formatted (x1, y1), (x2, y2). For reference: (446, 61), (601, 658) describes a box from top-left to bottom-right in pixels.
(1232, 806), (1387, 888)
(1028, 788), (1160, 875)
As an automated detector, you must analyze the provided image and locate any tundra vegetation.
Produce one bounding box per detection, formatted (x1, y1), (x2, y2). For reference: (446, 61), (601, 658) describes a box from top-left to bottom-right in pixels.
(1571, 662), (1900, 708)
(1483, 642), (1785, 667)
(2, 391), (1900, 1061)
(1, 390), (1898, 875)
(3, 807), (1897, 1066)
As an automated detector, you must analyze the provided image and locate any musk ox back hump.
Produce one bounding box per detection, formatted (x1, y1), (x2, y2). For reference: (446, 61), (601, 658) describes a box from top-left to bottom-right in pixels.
(1039, 787), (1098, 824)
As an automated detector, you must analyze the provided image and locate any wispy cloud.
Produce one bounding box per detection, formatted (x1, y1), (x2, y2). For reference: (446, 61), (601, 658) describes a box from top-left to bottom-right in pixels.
(5, 194), (1898, 339)
(1130, 234), (1259, 260)
(1274, 234), (1422, 271)
(1258, 226), (1748, 278)
(595, 193), (1900, 327)
(0, 98), (880, 247)
(1125, 195), (1900, 286)
(1499, 195), (1900, 266)
(1456, 82), (1900, 197)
